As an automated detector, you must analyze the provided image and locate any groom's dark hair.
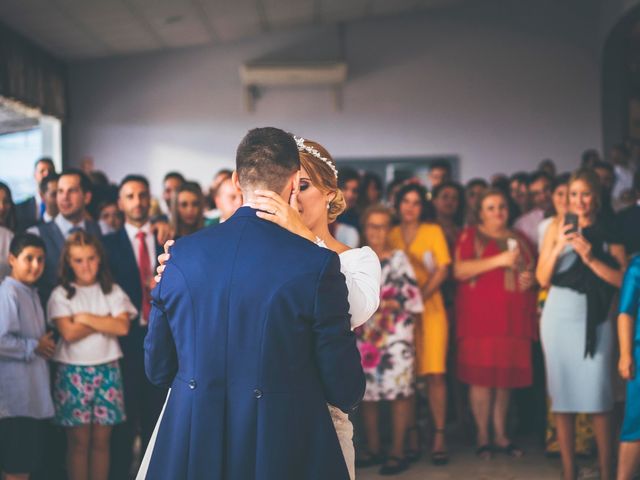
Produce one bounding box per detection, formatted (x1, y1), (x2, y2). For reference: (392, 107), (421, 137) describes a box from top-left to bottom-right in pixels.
(236, 127), (300, 192)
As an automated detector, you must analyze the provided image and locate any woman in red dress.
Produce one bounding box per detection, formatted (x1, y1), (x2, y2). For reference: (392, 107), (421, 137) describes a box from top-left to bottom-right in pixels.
(454, 188), (537, 458)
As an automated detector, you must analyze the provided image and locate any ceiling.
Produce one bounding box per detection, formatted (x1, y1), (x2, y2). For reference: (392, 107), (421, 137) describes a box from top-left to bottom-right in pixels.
(0, 0), (469, 61)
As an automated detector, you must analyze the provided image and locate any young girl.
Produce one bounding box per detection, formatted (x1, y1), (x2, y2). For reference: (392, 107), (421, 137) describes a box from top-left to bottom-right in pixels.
(48, 231), (136, 480)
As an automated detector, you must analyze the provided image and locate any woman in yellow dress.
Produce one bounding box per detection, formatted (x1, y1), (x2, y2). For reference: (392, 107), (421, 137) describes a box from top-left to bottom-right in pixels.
(389, 183), (451, 465)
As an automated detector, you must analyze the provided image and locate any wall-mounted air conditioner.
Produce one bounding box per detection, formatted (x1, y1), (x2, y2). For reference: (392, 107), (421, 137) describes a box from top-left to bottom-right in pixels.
(239, 62), (347, 111)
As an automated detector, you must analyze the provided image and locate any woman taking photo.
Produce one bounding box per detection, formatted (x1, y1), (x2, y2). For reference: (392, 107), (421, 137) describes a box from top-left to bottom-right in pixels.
(538, 168), (626, 480)
(454, 189), (537, 459)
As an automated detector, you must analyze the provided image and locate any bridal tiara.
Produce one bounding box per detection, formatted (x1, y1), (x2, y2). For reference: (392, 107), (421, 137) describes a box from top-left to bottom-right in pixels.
(293, 135), (339, 178)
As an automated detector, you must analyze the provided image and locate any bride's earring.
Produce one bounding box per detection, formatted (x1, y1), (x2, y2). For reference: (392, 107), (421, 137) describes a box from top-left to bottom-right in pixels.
(326, 203), (330, 210)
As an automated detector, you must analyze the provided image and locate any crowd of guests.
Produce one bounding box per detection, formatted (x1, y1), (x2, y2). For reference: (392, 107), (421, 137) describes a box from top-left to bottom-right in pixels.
(1, 141), (640, 480)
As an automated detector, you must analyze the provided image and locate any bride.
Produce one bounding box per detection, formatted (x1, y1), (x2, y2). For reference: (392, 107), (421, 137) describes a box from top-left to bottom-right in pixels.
(137, 136), (381, 480)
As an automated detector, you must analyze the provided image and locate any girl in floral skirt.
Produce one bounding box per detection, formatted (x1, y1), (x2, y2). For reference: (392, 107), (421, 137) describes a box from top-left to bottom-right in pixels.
(48, 231), (136, 480)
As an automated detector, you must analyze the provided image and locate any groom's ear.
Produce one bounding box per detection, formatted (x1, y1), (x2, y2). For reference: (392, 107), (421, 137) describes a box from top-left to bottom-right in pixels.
(231, 171), (242, 191)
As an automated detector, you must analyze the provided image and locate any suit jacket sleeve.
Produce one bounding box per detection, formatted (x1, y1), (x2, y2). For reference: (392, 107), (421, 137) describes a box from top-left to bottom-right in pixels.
(144, 259), (180, 388)
(312, 252), (366, 413)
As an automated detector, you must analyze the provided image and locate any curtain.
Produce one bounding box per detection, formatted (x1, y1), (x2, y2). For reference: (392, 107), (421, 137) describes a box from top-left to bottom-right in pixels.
(0, 22), (67, 119)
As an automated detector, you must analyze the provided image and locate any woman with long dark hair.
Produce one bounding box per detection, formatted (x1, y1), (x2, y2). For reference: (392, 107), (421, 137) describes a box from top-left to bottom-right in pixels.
(0, 182), (17, 281)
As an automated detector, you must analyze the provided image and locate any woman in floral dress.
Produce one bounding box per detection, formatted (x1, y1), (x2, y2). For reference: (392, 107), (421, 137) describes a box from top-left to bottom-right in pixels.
(356, 205), (424, 476)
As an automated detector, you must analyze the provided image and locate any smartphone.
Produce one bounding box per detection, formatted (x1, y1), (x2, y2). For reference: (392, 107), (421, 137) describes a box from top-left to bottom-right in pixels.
(564, 213), (579, 234)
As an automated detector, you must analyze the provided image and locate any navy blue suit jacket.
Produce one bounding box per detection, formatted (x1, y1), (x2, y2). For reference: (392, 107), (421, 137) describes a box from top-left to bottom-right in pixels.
(144, 207), (365, 479)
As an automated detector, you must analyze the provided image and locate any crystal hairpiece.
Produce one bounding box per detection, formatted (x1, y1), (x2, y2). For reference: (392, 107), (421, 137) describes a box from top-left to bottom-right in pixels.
(293, 135), (338, 178)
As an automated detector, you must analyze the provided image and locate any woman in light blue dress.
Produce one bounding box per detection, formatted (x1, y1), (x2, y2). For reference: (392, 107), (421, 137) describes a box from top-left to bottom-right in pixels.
(537, 168), (626, 480)
(617, 255), (640, 480)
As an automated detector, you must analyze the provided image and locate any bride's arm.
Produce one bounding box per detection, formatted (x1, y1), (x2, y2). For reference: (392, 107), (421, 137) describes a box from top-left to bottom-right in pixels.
(340, 248), (382, 329)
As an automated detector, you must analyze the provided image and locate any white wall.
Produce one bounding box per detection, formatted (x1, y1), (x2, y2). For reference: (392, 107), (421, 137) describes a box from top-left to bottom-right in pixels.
(67, 0), (603, 195)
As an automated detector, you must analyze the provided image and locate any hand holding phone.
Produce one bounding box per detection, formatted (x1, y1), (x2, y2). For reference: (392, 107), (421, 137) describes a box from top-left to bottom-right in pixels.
(564, 213), (579, 235)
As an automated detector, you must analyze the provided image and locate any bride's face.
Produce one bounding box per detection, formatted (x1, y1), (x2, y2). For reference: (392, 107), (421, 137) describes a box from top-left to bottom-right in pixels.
(296, 166), (332, 231)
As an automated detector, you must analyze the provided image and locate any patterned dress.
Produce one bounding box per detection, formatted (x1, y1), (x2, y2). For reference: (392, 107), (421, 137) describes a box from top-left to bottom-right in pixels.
(356, 250), (423, 401)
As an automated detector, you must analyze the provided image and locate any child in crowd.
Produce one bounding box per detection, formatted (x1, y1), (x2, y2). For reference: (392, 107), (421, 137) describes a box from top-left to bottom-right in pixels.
(0, 233), (55, 480)
(48, 231), (136, 480)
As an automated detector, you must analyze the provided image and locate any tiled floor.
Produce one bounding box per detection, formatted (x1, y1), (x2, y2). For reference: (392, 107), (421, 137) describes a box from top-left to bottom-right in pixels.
(356, 444), (599, 480)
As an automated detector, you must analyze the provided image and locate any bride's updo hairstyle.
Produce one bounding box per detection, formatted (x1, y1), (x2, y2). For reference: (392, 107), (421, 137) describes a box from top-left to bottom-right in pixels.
(296, 138), (346, 223)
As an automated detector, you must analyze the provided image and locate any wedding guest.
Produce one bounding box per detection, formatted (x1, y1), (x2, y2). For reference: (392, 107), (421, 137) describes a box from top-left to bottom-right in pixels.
(208, 177), (242, 225)
(0, 233), (55, 480)
(538, 168), (626, 480)
(464, 178), (488, 225)
(0, 183), (17, 281)
(593, 160), (616, 218)
(454, 189), (537, 459)
(0, 182), (18, 233)
(356, 205), (423, 476)
(39, 174), (59, 224)
(581, 149), (601, 169)
(537, 174), (571, 249)
(385, 178), (405, 212)
(160, 172), (185, 220)
(617, 255), (640, 480)
(388, 183), (451, 465)
(171, 181), (206, 238)
(615, 170), (640, 257)
(610, 144), (635, 210)
(16, 158), (56, 231)
(358, 172), (383, 209)
(337, 167), (361, 230)
(432, 182), (465, 250)
(538, 174), (596, 460)
(432, 181), (466, 426)
(102, 175), (166, 480)
(428, 160), (452, 190)
(97, 199), (123, 236)
(514, 171), (553, 247)
(48, 231), (135, 480)
(509, 172), (530, 216)
(28, 169), (102, 304)
(204, 169), (232, 217)
(539, 159), (557, 178)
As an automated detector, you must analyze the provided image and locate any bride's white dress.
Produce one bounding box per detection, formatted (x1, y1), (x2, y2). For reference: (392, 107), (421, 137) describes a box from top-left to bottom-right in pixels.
(137, 246), (381, 480)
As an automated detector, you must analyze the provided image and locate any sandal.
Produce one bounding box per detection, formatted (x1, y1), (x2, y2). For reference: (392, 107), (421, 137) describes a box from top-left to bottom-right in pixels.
(404, 426), (422, 463)
(431, 429), (449, 466)
(494, 443), (524, 458)
(475, 444), (492, 460)
(379, 456), (408, 476)
(355, 451), (384, 468)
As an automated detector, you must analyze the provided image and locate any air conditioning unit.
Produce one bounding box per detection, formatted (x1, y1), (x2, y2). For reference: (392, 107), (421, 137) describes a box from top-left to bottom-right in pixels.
(240, 62), (347, 86)
(239, 62), (348, 111)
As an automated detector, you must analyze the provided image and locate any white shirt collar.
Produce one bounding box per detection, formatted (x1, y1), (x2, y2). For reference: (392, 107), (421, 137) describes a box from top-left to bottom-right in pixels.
(54, 214), (86, 237)
(124, 221), (152, 239)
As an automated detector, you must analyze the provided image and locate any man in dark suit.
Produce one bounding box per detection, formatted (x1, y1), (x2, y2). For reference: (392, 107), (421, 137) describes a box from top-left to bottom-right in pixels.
(16, 157), (56, 231)
(28, 168), (101, 305)
(143, 127), (365, 479)
(616, 170), (640, 257)
(102, 175), (167, 480)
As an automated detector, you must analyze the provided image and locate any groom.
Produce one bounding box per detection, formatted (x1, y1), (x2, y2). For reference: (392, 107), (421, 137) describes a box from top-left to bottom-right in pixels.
(143, 127), (365, 479)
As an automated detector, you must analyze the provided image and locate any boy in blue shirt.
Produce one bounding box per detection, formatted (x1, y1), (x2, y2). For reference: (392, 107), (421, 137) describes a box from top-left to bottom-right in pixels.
(0, 233), (55, 479)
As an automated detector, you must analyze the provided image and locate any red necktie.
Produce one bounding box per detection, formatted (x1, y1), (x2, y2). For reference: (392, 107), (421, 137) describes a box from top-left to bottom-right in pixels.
(136, 231), (152, 325)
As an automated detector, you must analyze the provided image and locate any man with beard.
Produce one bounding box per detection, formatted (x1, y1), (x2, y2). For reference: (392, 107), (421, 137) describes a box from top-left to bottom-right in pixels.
(102, 175), (167, 480)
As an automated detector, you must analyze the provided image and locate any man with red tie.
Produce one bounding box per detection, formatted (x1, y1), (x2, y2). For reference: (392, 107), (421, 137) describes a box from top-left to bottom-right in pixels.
(102, 175), (167, 480)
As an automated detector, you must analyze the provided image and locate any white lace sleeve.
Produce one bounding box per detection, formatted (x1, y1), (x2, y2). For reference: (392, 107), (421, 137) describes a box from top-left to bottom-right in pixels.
(338, 246), (382, 329)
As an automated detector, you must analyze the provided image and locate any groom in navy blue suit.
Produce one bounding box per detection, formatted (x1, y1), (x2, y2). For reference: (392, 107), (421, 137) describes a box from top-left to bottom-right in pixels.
(143, 127), (365, 479)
